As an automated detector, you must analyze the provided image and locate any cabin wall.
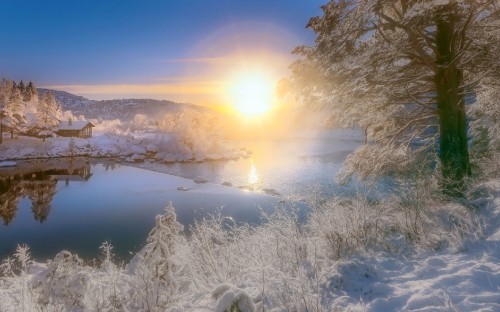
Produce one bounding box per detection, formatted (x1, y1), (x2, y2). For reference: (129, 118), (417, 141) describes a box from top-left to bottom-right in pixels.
(56, 125), (93, 138)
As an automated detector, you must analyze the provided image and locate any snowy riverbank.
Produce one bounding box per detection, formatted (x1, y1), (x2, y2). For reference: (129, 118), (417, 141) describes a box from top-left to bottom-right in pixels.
(0, 132), (251, 163)
(0, 174), (498, 311)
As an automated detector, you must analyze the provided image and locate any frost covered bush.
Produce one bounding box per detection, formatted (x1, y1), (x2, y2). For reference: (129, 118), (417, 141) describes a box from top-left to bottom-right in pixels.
(0, 203), (187, 312)
(91, 118), (127, 135)
(126, 201), (186, 311)
(212, 284), (256, 312)
(0, 245), (41, 311)
(308, 195), (395, 259)
(0, 195), (487, 311)
(34, 250), (87, 309)
(81, 242), (129, 312)
(157, 111), (225, 157)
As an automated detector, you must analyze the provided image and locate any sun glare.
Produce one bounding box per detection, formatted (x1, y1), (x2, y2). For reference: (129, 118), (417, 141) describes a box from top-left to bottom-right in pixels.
(227, 71), (275, 115)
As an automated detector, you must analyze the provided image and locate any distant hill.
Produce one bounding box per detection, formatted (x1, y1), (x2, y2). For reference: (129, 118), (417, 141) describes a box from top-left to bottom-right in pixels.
(37, 88), (212, 121)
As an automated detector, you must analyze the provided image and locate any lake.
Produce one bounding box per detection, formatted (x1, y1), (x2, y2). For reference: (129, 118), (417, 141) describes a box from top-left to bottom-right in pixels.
(0, 129), (363, 262)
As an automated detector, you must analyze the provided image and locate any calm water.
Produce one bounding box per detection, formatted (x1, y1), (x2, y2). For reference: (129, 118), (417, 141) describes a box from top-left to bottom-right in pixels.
(140, 129), (364, 198)
(0, 130), (363, 261)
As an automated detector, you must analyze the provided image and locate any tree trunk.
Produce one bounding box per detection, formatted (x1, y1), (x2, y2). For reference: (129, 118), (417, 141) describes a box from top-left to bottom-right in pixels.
(435, 7), (471, 197)
(0, 121), (3, 144)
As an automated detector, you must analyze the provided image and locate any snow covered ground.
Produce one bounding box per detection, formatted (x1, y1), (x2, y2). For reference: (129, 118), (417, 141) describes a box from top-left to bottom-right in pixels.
(0, 175), (498, 311)
(0, 129), (498, 311)
(0, 131), (249, 163)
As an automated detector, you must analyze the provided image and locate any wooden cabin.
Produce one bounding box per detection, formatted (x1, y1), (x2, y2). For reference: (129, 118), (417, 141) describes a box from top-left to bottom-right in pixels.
(56, 120), (94, 138)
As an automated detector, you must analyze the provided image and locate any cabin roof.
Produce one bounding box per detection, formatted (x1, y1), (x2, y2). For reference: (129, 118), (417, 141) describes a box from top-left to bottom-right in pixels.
(58, 120), (94, 131)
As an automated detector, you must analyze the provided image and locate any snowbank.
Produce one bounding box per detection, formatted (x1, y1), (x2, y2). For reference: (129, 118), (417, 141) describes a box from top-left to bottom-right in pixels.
(0, 178), (498, 311)
(0, 132), (248, 164)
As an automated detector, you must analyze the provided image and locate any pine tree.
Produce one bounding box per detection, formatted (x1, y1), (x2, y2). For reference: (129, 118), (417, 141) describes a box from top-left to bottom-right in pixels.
(6, 87), (26, 138)
(0, 99), (5, 144)
(0, 79), (10, 143)
(26, 81), (37, 101)
(35, 92), (62, 140)
(17, 80), (25, 94)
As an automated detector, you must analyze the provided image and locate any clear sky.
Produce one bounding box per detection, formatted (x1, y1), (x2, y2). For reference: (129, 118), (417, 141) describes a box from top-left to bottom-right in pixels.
(0, 0), (324, 107)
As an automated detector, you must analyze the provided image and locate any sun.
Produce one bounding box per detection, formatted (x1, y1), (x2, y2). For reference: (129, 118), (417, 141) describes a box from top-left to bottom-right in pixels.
(227, 71), (275, 115)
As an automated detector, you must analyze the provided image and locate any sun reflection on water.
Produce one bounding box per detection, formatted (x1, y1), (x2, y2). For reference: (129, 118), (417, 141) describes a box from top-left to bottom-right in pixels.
(247, 159), (259, 185)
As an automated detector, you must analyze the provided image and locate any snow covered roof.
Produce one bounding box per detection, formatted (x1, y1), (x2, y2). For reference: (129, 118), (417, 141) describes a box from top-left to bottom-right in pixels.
(58, 120), (94, 131)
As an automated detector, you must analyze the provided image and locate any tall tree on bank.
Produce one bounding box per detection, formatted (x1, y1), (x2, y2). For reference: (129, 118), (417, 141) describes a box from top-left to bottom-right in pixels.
(25, 81), (37, 101)
(6, 87), (26, 138)
(17, 80), (25, 94)
(0, 80), (12, 143)
(35, 92), (62, 141)
(292, 0), (500, 196)
(0, 80), (26, 140)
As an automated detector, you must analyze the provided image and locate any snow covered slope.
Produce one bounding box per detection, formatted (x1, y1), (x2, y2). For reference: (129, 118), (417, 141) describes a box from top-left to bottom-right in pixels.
(37, 88), (212, 121)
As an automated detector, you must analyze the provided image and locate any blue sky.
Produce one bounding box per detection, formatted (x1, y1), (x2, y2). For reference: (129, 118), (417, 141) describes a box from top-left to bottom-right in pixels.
(0, 0), (323, 104)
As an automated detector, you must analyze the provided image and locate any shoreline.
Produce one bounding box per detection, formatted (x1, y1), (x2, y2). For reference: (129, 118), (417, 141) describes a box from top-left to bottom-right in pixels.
(0, 132), (251, 164)
(0, 155), (284, 198)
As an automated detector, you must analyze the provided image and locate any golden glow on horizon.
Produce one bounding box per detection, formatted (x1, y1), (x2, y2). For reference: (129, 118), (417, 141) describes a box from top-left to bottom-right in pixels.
(45, 55), (289, 112)
(42, 21), (301, 112)
(226, 71), (276, 116)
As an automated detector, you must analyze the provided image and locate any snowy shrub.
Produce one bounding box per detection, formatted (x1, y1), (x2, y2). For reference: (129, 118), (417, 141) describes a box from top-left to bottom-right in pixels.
(0, 193), (491, 312)
(91, 118), (126, 135)
(0, 245), (47, 311)
(81, 242), (130, 312)
(309, 190), (480, 257)
(33, 250), (87, 309)
(127, 201), (185, 311)
(183, 204), (334, 311)
(148, 133), (192, 159)
(131, 113), (149, 131)
(157, 110), (224, 157)
(212, 284), (256, 312)
(308, 195), (396, 259)
(338, 144), (418, 183)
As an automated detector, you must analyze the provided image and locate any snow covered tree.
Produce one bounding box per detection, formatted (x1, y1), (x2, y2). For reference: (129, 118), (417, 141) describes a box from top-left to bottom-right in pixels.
(0, 79), (11, 143)
(6, 88), (26, 138)
(0, 100), (5, 144)
(292, 0), (500, 196)
(35, 92), (62, 140)
(129, 202), (184, 310)
(17, 80), (25, 94)
(0, 79), (32, 141)
(25, 81), (37, 101)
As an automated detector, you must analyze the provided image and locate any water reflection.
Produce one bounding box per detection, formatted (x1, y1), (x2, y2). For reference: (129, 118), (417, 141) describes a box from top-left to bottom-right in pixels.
(0, 131), (363, 261)
(247, 159), (259, 186)
(0, 159), (92, 225)
(1, 163), (285, 262)
(137, 133), (363, 198)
